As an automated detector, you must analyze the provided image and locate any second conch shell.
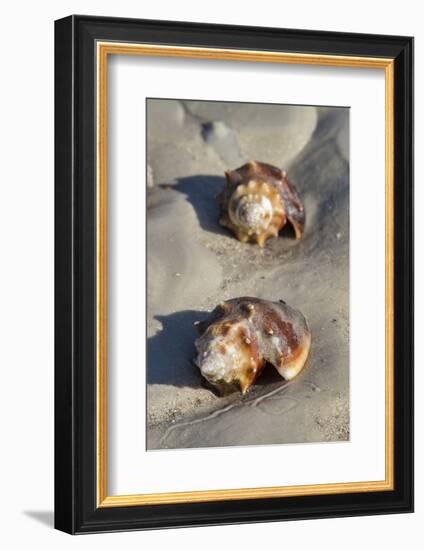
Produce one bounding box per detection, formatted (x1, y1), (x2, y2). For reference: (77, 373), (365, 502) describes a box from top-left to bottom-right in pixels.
(218, 160), (305, 246)
(194, 297), (311, 396)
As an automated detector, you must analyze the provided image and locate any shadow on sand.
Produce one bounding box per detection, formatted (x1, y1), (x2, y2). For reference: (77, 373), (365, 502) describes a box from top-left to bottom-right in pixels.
(169, 175), (228, 236)
(147, 309), (206, 389)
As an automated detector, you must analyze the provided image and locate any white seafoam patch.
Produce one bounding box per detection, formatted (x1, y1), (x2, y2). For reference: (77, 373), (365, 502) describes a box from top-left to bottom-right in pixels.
(107, 55), (385, 495)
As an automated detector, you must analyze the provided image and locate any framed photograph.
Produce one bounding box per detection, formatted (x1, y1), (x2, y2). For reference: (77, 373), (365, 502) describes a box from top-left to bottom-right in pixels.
(54, 15), (413, 534)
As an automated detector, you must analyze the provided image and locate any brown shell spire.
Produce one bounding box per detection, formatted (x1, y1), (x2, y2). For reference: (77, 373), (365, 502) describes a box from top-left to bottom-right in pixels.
(194, 297), (311, 396)
(218, 161), (305, 246)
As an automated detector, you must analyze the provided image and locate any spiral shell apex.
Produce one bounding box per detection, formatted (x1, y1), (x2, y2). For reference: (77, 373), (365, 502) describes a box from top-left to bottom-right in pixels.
(194, 297), (311, 396)
(218, 161), (305, 246)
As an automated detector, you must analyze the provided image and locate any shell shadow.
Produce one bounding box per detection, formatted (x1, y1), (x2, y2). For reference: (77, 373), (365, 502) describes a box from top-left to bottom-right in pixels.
(170, 175), (228, 236)
(147, 309), (206, 388)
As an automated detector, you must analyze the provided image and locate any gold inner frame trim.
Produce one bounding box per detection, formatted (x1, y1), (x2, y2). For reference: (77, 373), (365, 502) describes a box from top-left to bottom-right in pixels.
(96, 41), (395, 508)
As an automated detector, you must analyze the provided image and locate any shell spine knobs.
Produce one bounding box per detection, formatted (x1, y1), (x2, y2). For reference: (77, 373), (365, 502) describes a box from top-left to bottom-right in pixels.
(194, 297), (311, 396)
(218, 160), (305, 246)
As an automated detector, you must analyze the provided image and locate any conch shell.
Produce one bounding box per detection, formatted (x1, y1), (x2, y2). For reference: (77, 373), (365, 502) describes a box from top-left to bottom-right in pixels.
(194, 297), (311, 395)
(218, 161), (305, 246)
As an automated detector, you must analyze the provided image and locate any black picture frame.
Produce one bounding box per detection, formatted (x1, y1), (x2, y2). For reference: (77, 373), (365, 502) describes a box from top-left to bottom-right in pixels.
(55, 15), (413, 534)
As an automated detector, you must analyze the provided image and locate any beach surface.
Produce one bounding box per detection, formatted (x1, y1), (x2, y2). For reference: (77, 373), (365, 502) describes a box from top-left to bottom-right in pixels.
(146, 99), (349, 450)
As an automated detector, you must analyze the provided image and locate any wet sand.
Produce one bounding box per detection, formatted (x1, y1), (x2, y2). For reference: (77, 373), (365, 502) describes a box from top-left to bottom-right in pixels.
(146, 99), (349, 450)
